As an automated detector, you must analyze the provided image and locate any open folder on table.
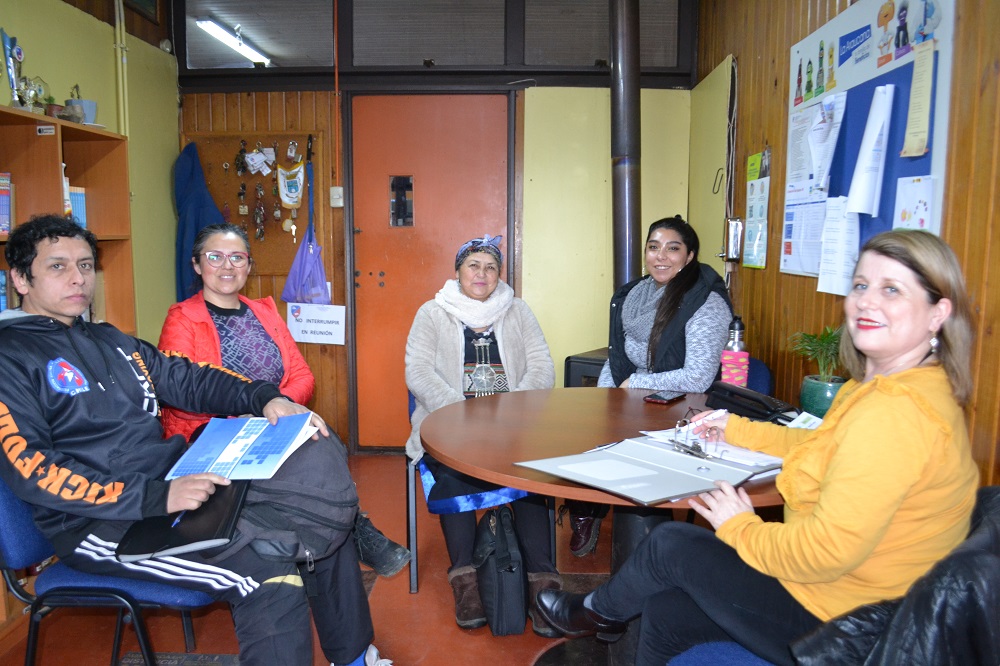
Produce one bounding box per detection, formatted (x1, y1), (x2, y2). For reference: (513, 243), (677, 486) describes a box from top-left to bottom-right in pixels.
(517, 436), (779, 506)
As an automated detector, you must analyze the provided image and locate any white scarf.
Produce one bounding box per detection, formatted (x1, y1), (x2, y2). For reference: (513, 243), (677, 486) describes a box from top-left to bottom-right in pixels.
(434, 279), (514, 329)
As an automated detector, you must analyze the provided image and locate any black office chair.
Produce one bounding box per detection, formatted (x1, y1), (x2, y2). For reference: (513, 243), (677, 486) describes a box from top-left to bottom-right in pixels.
(0, 475), (218, 665)
(747, 357), (774, 395)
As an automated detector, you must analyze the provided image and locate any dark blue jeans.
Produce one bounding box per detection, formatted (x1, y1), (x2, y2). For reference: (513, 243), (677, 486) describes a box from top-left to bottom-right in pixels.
(590, 522), (821, 666)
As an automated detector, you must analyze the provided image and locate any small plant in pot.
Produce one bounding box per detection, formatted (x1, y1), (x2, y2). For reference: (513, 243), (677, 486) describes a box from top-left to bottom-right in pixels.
(789, 325), (846, 417)
(44, 95), (64, 118)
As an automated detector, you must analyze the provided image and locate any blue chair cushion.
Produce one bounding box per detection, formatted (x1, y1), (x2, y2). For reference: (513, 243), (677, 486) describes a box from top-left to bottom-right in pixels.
(668, 641), (775, 665)
(36, 562), (215, 608)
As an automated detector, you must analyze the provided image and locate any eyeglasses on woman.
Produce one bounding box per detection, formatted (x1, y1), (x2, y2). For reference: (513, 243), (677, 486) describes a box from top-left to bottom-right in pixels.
(202, 251), (250, 268)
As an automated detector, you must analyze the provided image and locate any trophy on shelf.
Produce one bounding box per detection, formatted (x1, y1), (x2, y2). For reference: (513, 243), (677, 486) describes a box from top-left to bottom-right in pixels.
(2, 28), (25, 107)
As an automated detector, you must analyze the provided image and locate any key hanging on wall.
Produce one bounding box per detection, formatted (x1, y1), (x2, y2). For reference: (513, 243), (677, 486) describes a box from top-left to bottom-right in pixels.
(254, 198), (266, 241)
(237, 182), (248, 216)
(235, 139), (248, 176)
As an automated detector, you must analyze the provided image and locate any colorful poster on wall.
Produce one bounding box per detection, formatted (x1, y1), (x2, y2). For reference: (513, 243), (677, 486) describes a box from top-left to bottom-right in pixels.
(781, 0), (953, 278)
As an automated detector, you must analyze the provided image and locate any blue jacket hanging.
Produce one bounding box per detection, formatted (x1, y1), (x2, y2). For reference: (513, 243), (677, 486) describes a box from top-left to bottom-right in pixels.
(174, 142), (223, 301)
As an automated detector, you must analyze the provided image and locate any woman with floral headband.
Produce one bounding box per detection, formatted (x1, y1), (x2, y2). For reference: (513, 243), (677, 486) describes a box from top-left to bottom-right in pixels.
(404, 234), (561, 636)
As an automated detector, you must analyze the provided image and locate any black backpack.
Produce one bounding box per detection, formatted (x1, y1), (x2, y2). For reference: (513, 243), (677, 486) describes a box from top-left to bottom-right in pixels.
(205, 433), (359, 575)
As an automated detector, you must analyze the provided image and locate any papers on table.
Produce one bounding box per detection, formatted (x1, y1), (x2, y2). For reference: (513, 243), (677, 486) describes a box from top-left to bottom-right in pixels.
(640, 428), (783, 469)
(166, 413), (318, 480)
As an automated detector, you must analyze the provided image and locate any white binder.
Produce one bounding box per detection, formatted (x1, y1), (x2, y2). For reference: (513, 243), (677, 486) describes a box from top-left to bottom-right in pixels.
(517, 436), (776, 506)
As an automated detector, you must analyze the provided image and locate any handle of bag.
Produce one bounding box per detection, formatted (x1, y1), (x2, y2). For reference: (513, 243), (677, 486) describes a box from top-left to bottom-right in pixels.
(304, 134), (317, 250)
(494, 508), (515, 572)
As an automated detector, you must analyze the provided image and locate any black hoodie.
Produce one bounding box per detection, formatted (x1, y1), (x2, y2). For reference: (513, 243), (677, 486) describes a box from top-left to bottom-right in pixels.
(0, 309), (282, 557)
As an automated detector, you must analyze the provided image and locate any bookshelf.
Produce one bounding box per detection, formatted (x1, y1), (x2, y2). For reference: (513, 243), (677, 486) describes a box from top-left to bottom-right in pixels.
(0, 105), (136, 646)
(0, 105), (135, 334)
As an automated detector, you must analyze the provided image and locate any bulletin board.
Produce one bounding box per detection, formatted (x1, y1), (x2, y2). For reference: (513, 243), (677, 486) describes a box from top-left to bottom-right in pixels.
(179, 131), (322, 277)
(780, 0), (953, 280)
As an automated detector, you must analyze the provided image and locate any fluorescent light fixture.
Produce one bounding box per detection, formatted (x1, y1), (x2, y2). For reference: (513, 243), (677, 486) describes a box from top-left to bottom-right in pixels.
(196, 19), (271, 66)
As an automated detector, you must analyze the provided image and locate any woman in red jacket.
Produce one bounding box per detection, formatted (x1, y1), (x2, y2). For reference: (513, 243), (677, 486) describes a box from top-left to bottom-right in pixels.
(159, 223), (409, 579)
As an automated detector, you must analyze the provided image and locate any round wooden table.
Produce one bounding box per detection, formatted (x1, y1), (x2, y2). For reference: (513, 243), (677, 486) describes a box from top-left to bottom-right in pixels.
(420, 387), (783, 664)
(420, 387), (782, 509)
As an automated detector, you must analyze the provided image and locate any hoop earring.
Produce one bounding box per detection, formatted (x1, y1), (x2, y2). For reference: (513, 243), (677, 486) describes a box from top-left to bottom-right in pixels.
(929, 335), (940, 353)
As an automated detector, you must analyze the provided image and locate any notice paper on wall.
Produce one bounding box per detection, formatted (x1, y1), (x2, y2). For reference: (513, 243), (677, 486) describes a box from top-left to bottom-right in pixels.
(744, 149), (771, 269)
(901, 41), (935, 157)
(287, 302), (346, 345)
(893, 176), (934, 230)
(846, 84), (895, 216)
(817, 197), (860, 296)
(780, 181), (826, 276)
(807, 92), (846, 192)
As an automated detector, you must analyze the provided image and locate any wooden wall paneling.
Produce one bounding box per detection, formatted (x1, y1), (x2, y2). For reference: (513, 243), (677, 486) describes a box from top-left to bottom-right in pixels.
(62, 0), (169, 49)
(698, 0), (1000, 484)
(942, 0), (1000, 484)
(179, 91), (349, 442)
(209, 94), (227, 131)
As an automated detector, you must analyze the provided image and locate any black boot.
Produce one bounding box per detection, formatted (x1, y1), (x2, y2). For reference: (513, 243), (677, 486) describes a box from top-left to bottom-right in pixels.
(354, 512), (411, 578)
(527, 572), (563, 638)
(534, 589), (627, 642)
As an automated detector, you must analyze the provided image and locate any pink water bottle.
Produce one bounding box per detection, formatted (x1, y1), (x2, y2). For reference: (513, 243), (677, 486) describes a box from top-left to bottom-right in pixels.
(721, 315), (749, 387)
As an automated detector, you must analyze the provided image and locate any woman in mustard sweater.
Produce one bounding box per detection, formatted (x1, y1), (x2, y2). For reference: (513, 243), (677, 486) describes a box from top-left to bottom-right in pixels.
(535, 229), (979, 666)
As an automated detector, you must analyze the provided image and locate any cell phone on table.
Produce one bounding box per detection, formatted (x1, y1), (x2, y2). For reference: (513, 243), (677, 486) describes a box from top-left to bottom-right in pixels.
(643, 390), (684, 405)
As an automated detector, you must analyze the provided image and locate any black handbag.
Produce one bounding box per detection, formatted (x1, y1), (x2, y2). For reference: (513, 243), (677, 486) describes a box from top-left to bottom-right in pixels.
(472, 506), (528, 636)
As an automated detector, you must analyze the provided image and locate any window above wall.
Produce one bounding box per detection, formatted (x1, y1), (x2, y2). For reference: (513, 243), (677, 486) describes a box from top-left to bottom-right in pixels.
(176, 0), (697, 91)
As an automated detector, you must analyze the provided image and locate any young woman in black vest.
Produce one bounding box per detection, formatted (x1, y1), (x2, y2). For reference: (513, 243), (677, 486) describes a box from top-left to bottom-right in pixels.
(565, 216), (733, 556)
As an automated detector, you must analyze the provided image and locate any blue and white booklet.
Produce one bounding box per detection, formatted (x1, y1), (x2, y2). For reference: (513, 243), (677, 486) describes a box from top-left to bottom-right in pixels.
(166, 412), (318, 480)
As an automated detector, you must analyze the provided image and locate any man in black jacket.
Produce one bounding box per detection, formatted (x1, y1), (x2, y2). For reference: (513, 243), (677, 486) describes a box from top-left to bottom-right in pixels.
(0, 216), (383, 666)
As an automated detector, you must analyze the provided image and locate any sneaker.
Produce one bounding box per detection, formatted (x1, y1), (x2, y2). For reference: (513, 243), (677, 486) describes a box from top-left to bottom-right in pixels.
(354, 512), (411, 578)
(330, 644), (393, 666)
(364, 644), (393, 666)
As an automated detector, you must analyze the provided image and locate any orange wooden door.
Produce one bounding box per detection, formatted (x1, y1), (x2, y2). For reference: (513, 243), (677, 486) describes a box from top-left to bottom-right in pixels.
(352, 94), (508, 448)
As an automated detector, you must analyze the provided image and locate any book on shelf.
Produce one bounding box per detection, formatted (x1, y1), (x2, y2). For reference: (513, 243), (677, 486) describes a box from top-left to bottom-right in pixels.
(0, 271), (6, 312)
(62, 173), (71, 217)
(0, 172), (10, 234)
(68, 186), (87, 228)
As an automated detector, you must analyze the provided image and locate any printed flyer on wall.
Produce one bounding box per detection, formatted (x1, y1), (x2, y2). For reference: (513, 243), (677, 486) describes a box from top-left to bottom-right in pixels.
(743, 149), (771, 269)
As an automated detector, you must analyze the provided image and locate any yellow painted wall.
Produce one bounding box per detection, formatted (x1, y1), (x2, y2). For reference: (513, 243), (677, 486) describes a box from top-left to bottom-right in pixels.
(521, 88), (690, 386)
(0, 0), (180, 340)
(0, 0), (117, 129)
(126, 35), (179, 340)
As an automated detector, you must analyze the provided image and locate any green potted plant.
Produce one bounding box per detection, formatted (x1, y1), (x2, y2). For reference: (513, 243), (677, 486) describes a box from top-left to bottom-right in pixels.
(789, 325), (846, 417)
(43, 95), (63, 118)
